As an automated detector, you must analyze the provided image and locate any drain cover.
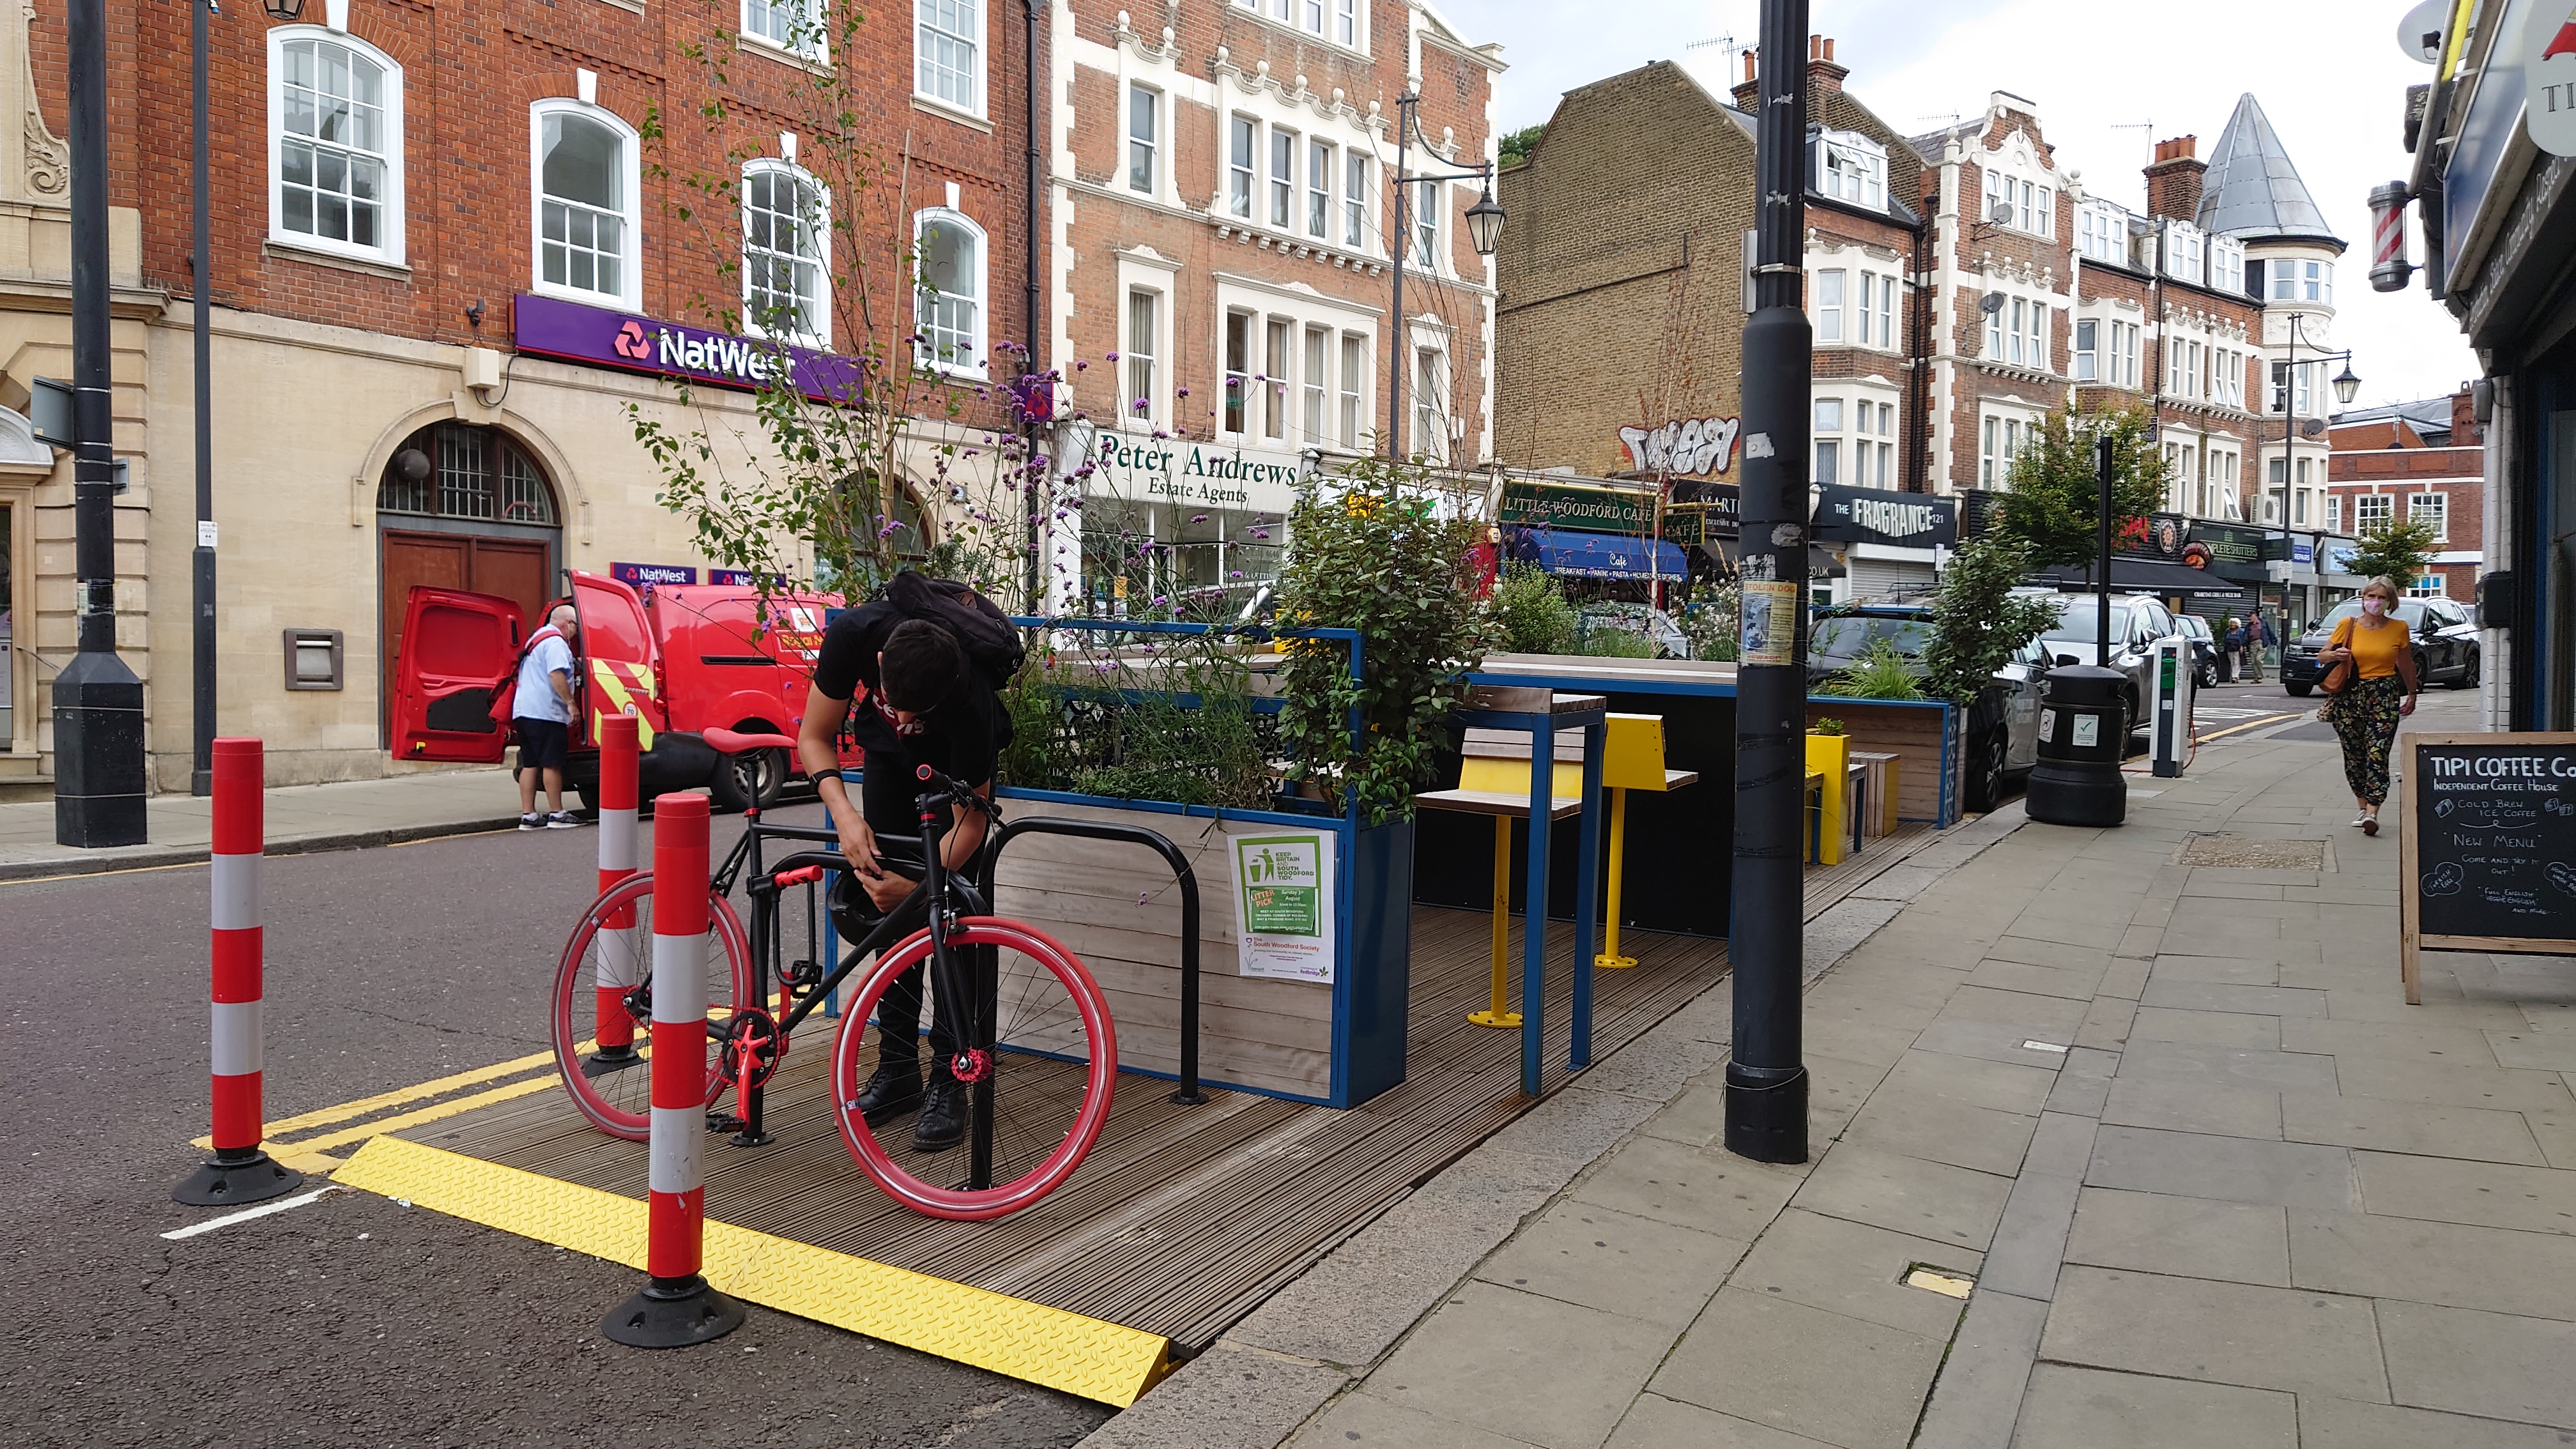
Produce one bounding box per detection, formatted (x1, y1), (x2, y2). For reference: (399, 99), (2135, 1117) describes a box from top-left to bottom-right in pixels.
(2175, 835), (2327, 870)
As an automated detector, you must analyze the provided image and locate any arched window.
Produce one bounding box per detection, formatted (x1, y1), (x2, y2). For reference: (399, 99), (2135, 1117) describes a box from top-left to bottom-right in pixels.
(913, 208), (984, 378)
(378, 423), (559, 525)
(269, 27), (403, 263)
(744, 160), (830, 346)
(532, 100), (641, 308)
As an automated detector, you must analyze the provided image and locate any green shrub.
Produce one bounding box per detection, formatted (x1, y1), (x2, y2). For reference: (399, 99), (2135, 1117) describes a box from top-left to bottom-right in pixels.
(1815, 638), (1926, 700)
(1810, 717), (1846, 737)
(1579, 627), (1658, 658)
(1492, 562), (1579, 654)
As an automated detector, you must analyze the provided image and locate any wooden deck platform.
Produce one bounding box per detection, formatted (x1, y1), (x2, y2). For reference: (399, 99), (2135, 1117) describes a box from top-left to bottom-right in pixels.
(394, 821), (1944, 1353)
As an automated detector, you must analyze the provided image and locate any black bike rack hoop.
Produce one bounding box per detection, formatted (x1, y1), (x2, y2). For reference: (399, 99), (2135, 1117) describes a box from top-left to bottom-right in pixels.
(985, 816), (1206, 1105)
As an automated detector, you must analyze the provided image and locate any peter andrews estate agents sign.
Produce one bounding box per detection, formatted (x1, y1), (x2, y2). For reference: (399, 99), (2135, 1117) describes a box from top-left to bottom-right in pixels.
(511, 293), (864, 403)
(1087, 433), (1308, 516)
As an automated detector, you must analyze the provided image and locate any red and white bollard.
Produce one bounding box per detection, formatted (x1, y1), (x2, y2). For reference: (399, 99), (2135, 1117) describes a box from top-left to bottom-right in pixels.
(601, 792), (744, 1347)
(173, 737), (303, 1206)
(589, 714), (643, 1073)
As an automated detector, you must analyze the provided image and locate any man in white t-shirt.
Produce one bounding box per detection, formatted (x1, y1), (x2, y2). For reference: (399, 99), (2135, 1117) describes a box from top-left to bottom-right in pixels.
(514, 604), (583, 830)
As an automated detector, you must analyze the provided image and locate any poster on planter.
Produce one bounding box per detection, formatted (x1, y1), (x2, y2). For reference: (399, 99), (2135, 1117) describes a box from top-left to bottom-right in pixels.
(1230, 831), (1337, 983)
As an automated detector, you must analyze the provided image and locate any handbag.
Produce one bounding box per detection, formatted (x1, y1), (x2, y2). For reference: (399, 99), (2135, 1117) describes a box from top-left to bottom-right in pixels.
(2319, 618), (2355, 696)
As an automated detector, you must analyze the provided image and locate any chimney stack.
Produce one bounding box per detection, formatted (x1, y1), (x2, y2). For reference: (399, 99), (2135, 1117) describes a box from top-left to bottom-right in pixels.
(1732, 48), (1759, 111)
(1806, 35), (1848, 101)
(2144, 135), (2205, 224)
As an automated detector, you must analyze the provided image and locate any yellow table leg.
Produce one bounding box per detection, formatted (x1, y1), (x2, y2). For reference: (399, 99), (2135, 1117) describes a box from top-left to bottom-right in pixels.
(1469, 815), (1522, 1028)
(1595, 786), (1638, 969)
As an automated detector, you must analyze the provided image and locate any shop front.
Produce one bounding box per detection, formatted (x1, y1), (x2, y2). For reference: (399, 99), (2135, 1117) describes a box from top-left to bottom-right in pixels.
(1059, 423), (1305, 618)
(1811, 483), (1956, 603)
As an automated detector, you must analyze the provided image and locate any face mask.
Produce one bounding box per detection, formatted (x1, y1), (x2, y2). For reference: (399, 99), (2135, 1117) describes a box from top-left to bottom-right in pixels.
(2361, 598), (2387, 617)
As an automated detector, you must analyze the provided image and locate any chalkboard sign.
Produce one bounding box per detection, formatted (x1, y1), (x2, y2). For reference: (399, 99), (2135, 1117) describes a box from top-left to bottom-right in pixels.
(2400, 732), (2576, 1003)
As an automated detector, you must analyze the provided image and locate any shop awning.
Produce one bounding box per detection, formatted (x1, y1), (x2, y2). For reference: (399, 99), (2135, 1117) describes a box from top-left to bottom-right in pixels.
(1514, 532), (1691, 581)
(2034, 559), (2251, 601)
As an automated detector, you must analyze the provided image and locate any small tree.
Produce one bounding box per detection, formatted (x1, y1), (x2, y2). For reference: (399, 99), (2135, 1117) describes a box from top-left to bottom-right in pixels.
(1993, 407), (2166, 574)
(2344, 516), (2441, 590)
(1921, 533), (2064, 705)
(1497, 124), (1545, 167)
(1275, 458), (1494, 824)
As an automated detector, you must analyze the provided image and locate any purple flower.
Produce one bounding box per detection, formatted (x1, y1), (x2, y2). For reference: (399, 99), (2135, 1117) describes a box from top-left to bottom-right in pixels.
(1133, 397), (1150, 411)
(1075, 360), (1089, 371)
(1105, 351), (1120, 362)
(1190, 513), (1208, 523)
(1176, 386), (1191, 397)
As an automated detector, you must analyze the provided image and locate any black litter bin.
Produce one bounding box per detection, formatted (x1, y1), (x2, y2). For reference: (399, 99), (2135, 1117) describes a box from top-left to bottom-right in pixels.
(2025, 664), (2127, 827)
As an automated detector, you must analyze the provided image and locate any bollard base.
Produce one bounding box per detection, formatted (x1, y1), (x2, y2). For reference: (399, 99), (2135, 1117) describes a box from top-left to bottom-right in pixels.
(2025, 759), (2128, 829)
(172, 1148), (303, 1207)
(1723, 1062), (1810, 1164)
(1595, 953), (1639, 970)
(581, 1045), (643, 1080)
(1466, 1009), (1523, 1029)
(602, 1274), (746, 1348)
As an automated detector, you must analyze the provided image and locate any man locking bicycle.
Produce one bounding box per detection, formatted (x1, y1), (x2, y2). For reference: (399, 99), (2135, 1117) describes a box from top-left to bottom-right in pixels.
(796, 571), (1022, 1153)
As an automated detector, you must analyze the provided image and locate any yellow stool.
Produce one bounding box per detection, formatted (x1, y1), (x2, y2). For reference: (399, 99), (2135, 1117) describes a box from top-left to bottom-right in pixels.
(1455, 716), (1696, 973)
(1413, 788), (1583, 1027)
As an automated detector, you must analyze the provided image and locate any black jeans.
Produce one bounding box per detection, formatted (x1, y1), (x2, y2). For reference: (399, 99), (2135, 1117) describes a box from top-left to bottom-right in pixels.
(850, 761), (951, 1068)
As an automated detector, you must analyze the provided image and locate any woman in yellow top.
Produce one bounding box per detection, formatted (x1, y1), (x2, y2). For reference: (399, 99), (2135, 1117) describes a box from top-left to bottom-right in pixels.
(2317, 576), (2421, 836)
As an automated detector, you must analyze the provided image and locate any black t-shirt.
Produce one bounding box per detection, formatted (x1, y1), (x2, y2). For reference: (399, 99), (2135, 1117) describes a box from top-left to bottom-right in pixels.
(811, 601), (1001, 792)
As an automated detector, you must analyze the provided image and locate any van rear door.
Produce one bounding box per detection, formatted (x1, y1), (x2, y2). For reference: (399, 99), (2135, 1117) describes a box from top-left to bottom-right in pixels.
(390, 586), (524, 763)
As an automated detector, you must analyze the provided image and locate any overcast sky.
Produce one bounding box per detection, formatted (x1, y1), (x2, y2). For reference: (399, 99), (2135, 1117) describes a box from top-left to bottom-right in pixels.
(1441, 0), (2477, 411)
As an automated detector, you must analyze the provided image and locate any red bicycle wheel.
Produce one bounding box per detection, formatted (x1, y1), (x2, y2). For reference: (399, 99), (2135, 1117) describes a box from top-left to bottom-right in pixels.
(833, 917), (1116, 1220)
(550, 872), (753, 1140)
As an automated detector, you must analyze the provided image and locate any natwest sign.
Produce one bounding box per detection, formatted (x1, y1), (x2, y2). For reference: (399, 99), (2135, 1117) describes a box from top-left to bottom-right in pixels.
(511, 294), (864, 402)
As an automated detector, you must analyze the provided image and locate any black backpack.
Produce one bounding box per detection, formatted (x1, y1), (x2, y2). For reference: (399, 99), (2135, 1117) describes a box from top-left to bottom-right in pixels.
(882, 571), (1026, 695)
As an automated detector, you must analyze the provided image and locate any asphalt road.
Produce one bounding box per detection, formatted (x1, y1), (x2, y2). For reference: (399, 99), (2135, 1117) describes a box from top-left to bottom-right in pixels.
(0, 801), (1110, 1448)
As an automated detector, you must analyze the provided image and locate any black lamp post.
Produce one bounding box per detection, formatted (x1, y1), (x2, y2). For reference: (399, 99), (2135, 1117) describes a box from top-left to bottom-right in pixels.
(54, 0), (144, 845)
(1385, 98), (1503, 461)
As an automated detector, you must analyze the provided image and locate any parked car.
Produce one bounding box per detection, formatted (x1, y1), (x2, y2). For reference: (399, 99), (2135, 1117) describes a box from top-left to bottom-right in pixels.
(2035, 593), (2179, 743)
(1805, 603), (2046, 814)
(1805, 607), (1936, 689)
(2174, 613), (2221, 690)
(2278, 596), (2480, 696)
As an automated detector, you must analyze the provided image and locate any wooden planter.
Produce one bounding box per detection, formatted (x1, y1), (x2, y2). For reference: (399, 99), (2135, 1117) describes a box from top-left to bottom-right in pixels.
(989, 787), (1416, 1108)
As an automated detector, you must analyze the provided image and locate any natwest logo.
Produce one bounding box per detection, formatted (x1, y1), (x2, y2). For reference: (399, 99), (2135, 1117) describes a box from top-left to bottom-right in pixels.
(512, 294), (864, 404)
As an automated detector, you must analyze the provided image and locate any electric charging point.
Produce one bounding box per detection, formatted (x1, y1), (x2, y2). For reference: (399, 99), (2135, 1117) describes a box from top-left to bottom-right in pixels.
(2150, 637), (2194, 779)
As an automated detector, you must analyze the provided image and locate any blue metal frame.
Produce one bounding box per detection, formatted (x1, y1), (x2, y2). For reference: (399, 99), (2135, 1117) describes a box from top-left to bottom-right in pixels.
(1452, 698), (1607, 1093)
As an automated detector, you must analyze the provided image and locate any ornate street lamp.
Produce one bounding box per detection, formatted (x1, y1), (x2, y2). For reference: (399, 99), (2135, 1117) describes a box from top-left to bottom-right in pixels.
(2333, 359), (2363, 406)
(1464, 186), (1507, 257)
(1386, 100), (1505, 459)
(264, 0), (305, 19)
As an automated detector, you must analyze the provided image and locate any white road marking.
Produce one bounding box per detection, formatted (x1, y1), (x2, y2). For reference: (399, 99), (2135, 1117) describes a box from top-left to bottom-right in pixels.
(160, 1184), (348, 1241)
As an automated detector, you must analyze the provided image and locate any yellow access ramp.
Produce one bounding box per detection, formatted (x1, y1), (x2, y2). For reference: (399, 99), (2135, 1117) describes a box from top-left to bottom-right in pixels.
(334, 1135), (1176, 1406)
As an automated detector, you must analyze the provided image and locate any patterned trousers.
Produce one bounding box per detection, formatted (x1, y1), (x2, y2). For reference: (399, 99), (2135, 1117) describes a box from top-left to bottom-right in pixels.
(2325, 673), (2404, 806)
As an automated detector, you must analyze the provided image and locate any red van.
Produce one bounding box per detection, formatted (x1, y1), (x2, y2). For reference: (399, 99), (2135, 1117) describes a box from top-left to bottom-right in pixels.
(388, 569), (844, 811)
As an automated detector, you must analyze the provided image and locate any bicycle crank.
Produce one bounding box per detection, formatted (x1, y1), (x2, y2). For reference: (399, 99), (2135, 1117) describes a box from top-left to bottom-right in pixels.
(715, 1006), (785, 1089)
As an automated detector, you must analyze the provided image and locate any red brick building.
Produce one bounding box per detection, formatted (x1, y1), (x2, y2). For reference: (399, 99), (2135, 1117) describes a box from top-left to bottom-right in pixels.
(2329, 389), (2484, 601)
(1044, 0), (1501, 614)
(1, 0), (1039, 786)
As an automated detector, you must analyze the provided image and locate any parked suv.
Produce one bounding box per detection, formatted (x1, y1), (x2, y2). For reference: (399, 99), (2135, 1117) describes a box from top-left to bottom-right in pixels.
(2278, 596), (2480, 696)
(2035, 594), (2179, 742)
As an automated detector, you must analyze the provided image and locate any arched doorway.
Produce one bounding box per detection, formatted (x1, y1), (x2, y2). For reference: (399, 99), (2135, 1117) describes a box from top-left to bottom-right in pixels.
(377, 422), (564, 736)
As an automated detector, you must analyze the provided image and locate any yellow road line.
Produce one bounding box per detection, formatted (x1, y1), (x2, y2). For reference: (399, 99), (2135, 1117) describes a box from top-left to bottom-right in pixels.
(334, 1136), (1176, 1407)
(192, 1048), (558, 1150)
(269, 1073), (566, 1156)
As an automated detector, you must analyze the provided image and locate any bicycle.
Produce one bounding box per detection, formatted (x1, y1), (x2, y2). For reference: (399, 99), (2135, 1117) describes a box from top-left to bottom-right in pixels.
(550, 730), (1117, 1220)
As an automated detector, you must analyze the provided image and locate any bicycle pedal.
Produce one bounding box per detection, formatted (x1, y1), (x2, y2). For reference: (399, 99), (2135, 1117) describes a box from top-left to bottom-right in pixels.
(706, 1113), (747, 1134)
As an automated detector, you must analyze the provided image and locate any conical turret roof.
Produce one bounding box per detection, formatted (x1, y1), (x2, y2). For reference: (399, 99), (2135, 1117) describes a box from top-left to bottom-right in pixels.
(2196, 93), (2342, 249)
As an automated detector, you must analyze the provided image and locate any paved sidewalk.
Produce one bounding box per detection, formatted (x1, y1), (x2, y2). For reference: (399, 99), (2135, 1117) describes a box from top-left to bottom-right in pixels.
(0, 767), (526, 879)
(1093, 689), (2576, 1448)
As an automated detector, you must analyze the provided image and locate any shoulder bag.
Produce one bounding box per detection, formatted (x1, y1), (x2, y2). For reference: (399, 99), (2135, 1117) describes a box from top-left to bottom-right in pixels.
(2319, 618), (2355, 696)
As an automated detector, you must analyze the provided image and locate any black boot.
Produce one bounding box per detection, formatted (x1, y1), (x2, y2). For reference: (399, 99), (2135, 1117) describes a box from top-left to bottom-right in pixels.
(913, 1065), (968, 1152)
(853, 1058), (922, 1126)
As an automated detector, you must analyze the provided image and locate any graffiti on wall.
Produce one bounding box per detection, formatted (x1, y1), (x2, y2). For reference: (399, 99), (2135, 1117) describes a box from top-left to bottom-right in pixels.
(1617, 416), (1741, 477)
